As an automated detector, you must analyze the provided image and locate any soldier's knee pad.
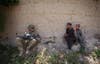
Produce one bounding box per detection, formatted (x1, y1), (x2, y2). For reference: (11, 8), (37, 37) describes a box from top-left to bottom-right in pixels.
(32, 39), (37, 42)
(16, 37), (23, 45)
(30, 39), (38, 46)
(16, 37), (22, 41)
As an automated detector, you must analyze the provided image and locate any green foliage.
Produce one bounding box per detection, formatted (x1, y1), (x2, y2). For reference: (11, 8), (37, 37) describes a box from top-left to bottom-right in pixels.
(66, 52), (81, 64)
(0, 43), (37, 64)
(95, 49), (100, 58)
(92, 49), (100, 59)
(49, 53), (59, 64)
(0, 43), (99, 64)
(9, 53), (37, 64)
(0, 43), (18, 64)
(79, 46), (85, 54)
(0, 0), (19, 6)
(49, 53), (68, 64)
(48, 51), (85, 64)
(90, 49), (100, 60)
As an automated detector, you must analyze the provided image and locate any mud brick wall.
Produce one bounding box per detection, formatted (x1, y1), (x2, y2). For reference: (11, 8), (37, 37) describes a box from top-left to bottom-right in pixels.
(5, 0), (100, 45)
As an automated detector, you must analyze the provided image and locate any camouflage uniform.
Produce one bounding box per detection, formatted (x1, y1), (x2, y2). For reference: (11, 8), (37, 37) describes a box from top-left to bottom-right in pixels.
(16, 25), (41, 56)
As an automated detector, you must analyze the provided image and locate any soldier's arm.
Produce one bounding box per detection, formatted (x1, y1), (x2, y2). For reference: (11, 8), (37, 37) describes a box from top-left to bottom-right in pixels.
(34, 33), (41, 42)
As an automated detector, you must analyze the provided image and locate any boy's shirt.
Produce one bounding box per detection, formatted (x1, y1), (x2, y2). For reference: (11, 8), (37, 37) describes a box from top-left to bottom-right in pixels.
(66, 28), (76, 40)
(75, 29), (84, 43)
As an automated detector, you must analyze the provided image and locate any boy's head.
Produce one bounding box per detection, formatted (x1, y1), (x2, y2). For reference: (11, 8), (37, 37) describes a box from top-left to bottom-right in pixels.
(27, 25), (35, 32)
(66, 22), (72, 28)
(75, 24), (80, 29)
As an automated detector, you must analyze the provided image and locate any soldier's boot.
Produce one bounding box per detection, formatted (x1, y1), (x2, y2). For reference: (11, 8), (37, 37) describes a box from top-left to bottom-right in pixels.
(16, 37), (24, 56)
(26, 39), (37, 54)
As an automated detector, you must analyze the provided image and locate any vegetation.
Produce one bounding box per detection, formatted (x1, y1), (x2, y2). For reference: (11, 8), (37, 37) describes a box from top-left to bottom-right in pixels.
(66, 52), (81, 64)
(95, 49), (100, 58)
(0, 43), (18, 64)
(91, 49), (100, 59)
(0, 42), (100, 64)
(0, 43), (37, 64)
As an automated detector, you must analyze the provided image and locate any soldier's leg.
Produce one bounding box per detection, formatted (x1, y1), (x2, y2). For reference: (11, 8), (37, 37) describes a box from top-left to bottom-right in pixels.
(26, 39), (37, 54)
(16, 37), (24, 56)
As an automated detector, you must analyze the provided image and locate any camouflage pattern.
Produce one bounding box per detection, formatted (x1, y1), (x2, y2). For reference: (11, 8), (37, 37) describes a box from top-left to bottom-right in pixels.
(16, 25), (41, 56)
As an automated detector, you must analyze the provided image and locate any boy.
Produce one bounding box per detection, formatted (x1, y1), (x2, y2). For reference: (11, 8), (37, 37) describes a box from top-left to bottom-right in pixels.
(74, 24), (85, 50)
(64, 23), (76, 50)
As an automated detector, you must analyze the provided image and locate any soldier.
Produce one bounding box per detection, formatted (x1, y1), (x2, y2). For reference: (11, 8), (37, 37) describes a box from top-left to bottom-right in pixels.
(16, 25), (41, 56)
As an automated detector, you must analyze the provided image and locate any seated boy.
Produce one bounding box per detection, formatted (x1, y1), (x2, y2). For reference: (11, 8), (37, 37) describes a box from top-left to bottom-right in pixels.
(64, 23), (76, 50)
(74, 24), (85, 50)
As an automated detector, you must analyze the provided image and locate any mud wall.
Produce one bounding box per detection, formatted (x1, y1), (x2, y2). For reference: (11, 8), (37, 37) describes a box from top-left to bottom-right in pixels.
(5, 0), (100, 45)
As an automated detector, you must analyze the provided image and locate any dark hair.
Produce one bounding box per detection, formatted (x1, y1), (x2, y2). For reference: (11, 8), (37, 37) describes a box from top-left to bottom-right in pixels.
(76, 24), (80, 27)
(67, 22), (72, 26)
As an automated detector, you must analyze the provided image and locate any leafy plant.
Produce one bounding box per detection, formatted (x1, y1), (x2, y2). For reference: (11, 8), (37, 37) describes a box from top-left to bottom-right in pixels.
(49, 52), (67, 64)
(0, 42), (99, 64)
(79, 46), (85, 54)
(0, 43), (18, 64)
(92, 49), (100, 59)
(35, 48), (50, 64)
(95, 49), (100, 58)
(48, 53), (59, 64)
(66, 52), (81, 64)
(0, 43), (37, 64)
(9, 53), (37, 64)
